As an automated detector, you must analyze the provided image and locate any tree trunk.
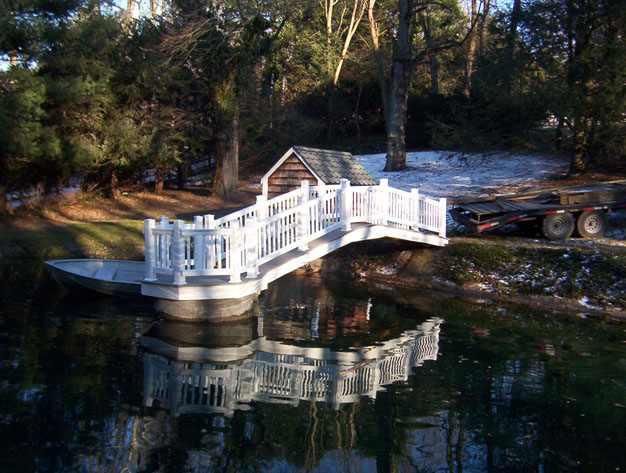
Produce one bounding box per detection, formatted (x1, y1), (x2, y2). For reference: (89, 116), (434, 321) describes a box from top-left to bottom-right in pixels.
(355, 81), (363, 138)
(214, 114), (239, 198)
(569, 117), (587, 175)
(333, 0), (367, 86)
(463, 0), (478, 96)
(0, 183), (8, 219)
(555, 116), (564, 151)
(326, 86), (336, 142)
(154, 171), (164, 194)
(326, 0), (367, 142)
(429, 52), (440, 96)
(107, 171), (119, 200)
(504, 0), (522, 95)
(478, 0), (491, 57)
(8, 51), (18, 68)
(176, 163), (186, 190)
(368, 0), (390, 128)
(384, 0), (412, 172)
(385, 68), (410, 171)
(125, 0), (136, 24)
(419, 12), (440, 95)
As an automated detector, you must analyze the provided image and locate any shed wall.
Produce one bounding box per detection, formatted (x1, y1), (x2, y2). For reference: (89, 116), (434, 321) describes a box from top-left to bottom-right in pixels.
(267, 154), (317, 198)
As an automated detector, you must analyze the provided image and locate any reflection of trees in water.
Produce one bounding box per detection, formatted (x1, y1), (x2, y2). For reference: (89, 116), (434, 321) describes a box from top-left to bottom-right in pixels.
(261, 274), (374, 342)
(81, 410), (175, 473)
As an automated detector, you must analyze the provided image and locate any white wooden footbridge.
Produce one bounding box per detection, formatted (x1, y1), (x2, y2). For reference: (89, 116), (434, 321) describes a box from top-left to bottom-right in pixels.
(141, 179), (447, 300)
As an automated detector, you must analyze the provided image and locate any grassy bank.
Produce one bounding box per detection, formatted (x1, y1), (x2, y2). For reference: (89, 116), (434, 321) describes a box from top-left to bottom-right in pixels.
(0, 220), (145, 262)
(323, 238), (626, 318)
(0, 186), (258, 263)
(439, 241), (626, 310)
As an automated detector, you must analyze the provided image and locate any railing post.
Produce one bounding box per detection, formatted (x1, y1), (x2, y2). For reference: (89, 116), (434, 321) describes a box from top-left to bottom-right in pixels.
(439, 197), (447, 238)
(159, 216), (169, 268)
(256, 195), (267, 259)
(193, 216), (204, 271)
(143, 219), (156, 280)
(245, 216), (259, 278)
(379, 179), (389, 225)
(318, 182), (327, 228)
(411, 189), (420, 231)
(340, 178), (352, 231)
(205, 214), (215, 270)
(172, 219), (186, 285)
(298, 180), (310, 250)
(256, 195), (267, 219)
(229, 220), (242, 283)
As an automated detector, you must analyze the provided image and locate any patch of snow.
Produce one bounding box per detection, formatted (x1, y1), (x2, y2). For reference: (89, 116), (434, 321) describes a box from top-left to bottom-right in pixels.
(376, 264), (398, 275)
(355, 151), (569, 198)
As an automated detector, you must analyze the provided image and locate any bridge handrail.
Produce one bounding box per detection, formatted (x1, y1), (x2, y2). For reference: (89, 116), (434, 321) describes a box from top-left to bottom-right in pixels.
(143, 179), (446, 283)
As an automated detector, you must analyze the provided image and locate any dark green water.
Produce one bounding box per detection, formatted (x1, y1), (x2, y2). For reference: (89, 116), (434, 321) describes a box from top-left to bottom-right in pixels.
(0, 263), (625, 473)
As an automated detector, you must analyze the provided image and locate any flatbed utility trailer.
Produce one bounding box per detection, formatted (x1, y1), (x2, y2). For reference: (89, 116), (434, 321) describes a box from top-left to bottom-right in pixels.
(449, 180), (626, 240)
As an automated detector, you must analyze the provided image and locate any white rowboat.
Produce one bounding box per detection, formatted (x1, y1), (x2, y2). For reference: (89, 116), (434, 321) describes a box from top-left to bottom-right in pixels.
(45, 259), (144, 297)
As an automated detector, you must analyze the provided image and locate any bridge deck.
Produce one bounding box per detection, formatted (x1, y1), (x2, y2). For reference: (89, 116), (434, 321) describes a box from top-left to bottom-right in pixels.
(141, 223), (447, 300)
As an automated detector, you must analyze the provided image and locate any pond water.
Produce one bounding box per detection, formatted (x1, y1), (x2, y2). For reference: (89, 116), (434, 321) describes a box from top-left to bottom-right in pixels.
(0, 263), (625, 473)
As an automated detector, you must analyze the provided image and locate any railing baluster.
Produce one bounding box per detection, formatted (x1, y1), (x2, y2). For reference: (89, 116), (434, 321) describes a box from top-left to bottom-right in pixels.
(411, 189), (420, 231)
(144, 219), (156, 280)
(172, 219), (185, 285)
(340, 179), (352, 231)
(193, 216), (204, 271)
(379, 179), (389, 225)
(298, 180), (310, 251)
(246, 215), (259, 278)
(205, 214), (215, 270)
(159, 216), (169, 269)
(229, 220), (242, 283)
(439, 197), (447, 238)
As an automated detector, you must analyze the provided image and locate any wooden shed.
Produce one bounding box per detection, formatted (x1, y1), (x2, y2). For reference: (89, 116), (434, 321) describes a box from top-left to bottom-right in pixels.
(261, 146), (378, 198)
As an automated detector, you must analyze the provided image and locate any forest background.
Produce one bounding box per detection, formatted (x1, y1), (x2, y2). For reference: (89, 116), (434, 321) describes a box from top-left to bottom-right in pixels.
(1, 0), (625, 216)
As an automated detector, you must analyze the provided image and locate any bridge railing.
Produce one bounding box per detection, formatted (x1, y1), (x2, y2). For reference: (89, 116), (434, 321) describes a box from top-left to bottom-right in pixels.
(143, 179), (446, 284)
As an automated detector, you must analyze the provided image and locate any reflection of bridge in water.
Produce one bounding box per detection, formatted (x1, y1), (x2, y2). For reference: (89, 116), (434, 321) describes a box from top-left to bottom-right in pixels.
(141, 318), (442, 416)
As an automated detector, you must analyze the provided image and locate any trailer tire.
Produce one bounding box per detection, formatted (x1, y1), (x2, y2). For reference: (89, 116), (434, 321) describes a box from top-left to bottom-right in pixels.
(576, 210), (607, 239)
(542, 213), (574, 240)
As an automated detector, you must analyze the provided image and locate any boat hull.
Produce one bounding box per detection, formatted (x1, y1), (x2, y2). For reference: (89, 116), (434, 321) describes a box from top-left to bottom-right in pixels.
(45, 259), (144, 297)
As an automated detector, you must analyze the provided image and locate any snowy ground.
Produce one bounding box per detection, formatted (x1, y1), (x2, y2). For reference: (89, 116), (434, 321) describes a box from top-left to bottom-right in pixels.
(355, 151), (626, 242)
(355, 151), (570, 199)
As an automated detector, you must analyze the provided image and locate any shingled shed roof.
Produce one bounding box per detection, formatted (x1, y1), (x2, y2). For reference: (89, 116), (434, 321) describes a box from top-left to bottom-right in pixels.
(261, 146), (377, 197)
(291, 146), (378, 186)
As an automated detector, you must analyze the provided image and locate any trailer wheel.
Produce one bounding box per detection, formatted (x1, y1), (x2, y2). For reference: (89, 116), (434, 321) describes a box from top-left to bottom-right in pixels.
(576, 210), (607, 239)
(542, 213), (574, 240)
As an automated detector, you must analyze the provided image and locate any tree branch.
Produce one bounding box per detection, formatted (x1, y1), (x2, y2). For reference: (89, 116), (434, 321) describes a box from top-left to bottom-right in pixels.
(410, 3), (482, 67)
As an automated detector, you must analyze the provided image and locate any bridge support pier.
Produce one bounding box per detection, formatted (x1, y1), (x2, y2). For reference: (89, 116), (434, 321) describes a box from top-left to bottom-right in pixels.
(148, 316), (256, 347)
(154, 294), (256, 322)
